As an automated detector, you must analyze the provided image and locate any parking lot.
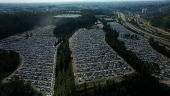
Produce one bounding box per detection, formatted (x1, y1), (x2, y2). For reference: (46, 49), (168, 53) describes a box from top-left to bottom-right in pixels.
(0, 25), (55, 48)
(69, 28), (134, 85)
(1, 25), (57, 96)
(108, 22), (170, 80)
(31, 25), (55, 36)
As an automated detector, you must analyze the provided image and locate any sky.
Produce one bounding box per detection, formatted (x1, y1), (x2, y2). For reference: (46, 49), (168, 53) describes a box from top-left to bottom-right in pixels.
(0, 0), (166, 3)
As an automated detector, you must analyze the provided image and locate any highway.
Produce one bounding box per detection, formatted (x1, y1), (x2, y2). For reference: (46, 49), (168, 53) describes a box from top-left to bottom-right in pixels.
(147, 21), (170, 35)
(119, 12), (170, 47)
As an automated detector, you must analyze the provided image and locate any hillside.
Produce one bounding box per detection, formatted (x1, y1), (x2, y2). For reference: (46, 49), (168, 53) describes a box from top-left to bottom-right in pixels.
(150, 11), (170, 31)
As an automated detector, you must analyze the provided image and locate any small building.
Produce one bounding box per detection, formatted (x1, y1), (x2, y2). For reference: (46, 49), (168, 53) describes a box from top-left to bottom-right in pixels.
(95, 15), (107, 19)
(104, 18), (114, 22)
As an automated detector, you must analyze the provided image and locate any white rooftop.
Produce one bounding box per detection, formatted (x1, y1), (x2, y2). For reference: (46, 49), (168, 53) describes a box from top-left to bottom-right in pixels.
(53, 14), (81, 18)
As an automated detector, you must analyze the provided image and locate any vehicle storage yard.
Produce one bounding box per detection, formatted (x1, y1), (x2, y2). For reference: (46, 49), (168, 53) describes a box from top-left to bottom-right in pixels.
(0, 25), (56, 48)
(69, 28), (134, 85)
(0, 25), (57, 96)
(108, 22), (170, 81)
(31, 25), (56, 36)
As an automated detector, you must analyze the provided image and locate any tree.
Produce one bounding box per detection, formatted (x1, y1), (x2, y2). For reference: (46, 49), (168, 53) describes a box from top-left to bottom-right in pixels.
(26, 33), (29, 38)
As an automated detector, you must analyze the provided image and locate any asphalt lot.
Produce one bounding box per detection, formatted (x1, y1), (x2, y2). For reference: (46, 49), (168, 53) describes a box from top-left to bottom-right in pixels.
(69, 28), (134, 85)
(108, 22), (170, 80)
(0, 25), (57, 96)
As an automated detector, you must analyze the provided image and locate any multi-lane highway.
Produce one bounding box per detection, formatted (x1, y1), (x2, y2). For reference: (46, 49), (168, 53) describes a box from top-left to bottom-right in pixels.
(147, 21), (170, 35)
(118, 12), (170, 47)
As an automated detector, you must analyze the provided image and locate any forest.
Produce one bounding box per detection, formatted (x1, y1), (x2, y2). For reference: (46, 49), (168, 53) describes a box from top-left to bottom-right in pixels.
(0, 49), (42, 96)
(53, 13), (97, 36)
(150, 11), (170, 31)
(54, 39), (76, 96)
(0, 49), (20, 81)
(0, 12), (53, 39)
(0, 10), (73, 40)
(149, 38), (170, 58)
(0, 12), (35, 39)
(75, 72), (170, 96)
(0, 10), (101, 40)
(54, 12), (97, 96)
(0, 76), (42, 96)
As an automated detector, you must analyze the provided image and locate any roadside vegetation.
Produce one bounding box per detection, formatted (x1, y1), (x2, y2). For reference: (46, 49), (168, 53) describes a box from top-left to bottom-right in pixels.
(75, 72), (170, 96)
(129, 19), (170, 41)
(0, 49), (20, 81)
(0, 49), (43, 96)
(149, 38), (170, 58)
(0, 76), (42, 96)
(150, 11), (170, 32)
(129, 19), (143, 29)
(54, 36), (62, 47)
(130, 19), (170, 41)
(124, 25), (145, 37)
(124, 14), (170, 42)
(117, 19), (144, 37)
(54, 38), (76, 96)
(53, 12), (97, 96)
(128, 19), (151, 33)
(156, 33), (170, 41)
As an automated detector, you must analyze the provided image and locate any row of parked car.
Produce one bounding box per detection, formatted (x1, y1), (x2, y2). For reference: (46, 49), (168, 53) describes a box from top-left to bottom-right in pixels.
(0, 25), (55, 49)
(69, 28), (133, 83)
(108, 22), (170, 80)
(1, 26), (57, 95)
(30, 25), (55, 36)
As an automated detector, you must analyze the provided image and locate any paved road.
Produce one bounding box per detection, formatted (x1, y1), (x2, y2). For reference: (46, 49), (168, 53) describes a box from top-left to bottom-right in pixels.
(119, 12), (170, 47)
(148, 21), (170, 35)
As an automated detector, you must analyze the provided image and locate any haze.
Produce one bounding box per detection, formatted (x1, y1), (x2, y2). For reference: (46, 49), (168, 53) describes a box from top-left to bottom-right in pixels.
(0, 0), (166, 3)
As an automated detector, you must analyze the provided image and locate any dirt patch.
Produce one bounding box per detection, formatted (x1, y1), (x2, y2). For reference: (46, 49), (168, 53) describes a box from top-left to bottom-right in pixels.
(160, 80), (170, 87)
